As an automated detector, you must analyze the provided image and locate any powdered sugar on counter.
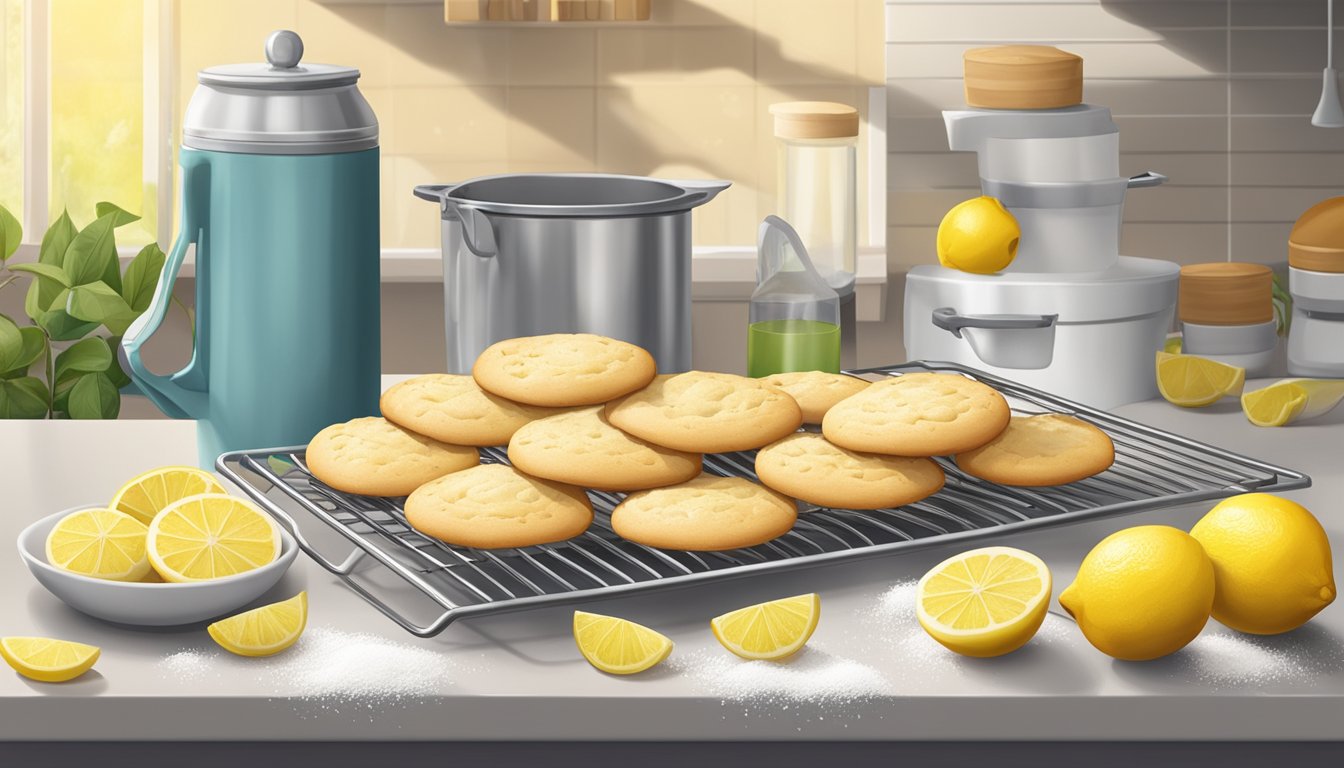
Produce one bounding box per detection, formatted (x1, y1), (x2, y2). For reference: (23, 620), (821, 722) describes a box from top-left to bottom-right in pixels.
(670, 646), (888, 705)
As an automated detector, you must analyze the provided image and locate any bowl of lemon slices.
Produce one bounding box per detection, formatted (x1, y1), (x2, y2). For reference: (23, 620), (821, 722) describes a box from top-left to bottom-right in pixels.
(17, 466), (298, 626)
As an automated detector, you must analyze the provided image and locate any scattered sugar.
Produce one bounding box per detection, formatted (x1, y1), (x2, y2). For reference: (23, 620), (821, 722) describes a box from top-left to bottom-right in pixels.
(671, 646), (888, 706)
(159, 648), (212, 682)
(1180, 632), (1308, 687)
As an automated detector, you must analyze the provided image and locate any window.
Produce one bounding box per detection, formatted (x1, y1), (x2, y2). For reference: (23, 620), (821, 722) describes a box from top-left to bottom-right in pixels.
(0, 0), (22, 222)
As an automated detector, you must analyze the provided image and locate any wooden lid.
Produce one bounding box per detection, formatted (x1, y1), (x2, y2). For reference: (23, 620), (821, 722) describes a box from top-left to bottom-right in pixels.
(770, 101), (859, 140)
(963, 45), (1083, 110)
(1289, 196), (1344, 272)
(1179, 262), (1274, 325)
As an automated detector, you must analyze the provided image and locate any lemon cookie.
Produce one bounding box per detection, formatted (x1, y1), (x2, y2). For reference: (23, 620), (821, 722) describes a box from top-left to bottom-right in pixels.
(761, 371), (871, 424)
(605, 372), (804, 453)
(822, 372), (1010, 456)
(472, 333), (657, 407)
(307, 417), (480, 497)
(954, 413), (1115, 486)
(611, 476), (797, 551)
(405, 464), (593, 549)
(755, 433), (945, 510)
(508, 407), (702, 491)
(381, 373), (566, 447)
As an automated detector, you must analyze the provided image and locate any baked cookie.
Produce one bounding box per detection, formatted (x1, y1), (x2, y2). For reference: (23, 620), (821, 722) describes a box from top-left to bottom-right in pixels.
(822, 372), (1010, 456)
(954, 413), (1115, 487)
(508, 407), (702, 492)
(381, 373), (566, 447)
(306, 417), (479, 497)
(405, 463), (593, 549)
(611, 476), (797, 551)
(605, 372), (803, 453)
(472, 333), (656, 407)
(755, 433), (945, 510)
(761, 371), (871, 424)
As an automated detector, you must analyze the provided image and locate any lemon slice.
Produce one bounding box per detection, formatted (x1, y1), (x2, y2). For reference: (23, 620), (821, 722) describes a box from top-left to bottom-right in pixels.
(573, 611), (673, 675)
(110, 466), (227, 525)
(0, 637), (100, 682)
(44, 508), (150, 582)
(710, 593), (821, 661)
(916, 546), (1051, 658)
(1156, 351), (1246, 407)
(208, 592), (308, 657)
(146, 494), (280, 582)
(1242, 378), (1344, 427)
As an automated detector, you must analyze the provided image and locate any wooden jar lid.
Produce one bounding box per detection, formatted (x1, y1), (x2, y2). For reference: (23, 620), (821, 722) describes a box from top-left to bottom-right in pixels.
(963, 45), (1083, 110)
(770, 101), (859, 140)
(1289, 196), (1344, 273)
(1179, 263), (1274, 325)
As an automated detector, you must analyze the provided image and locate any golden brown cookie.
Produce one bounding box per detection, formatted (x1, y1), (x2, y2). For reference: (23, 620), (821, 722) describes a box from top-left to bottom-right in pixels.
(306, 417), (480, 497)
(605, 372), (803, 453)
(755, 433), (945, 510)
(405, 463), (594, 549)
(381, 373), (566, 447)
(954, 413), (1115, 486)
(507, 407), (701, 492)
(611, 476), (797, 551)
(761, 371), (871, 424)
(472, 333), (657, 407)
(822, 372), (1010, 456)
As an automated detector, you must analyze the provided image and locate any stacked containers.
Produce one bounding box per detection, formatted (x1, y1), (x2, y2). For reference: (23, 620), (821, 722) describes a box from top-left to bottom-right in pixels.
(1287, 196), (1344, 377)
(1178, 263), (1277, 376)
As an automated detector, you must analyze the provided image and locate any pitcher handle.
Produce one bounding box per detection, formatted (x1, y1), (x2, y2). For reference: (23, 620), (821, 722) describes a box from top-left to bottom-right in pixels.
(122, 154), (209, 420)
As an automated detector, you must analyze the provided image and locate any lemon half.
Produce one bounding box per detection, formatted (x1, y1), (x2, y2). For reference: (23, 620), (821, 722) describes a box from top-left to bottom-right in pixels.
(711, 593), (821, 661)
(573, 611), (673, 675)
(146, 494), (280, 582)
(45, 507), (150, 582)
(916, 546), (1051, 658)
(110, 465), (226, 526)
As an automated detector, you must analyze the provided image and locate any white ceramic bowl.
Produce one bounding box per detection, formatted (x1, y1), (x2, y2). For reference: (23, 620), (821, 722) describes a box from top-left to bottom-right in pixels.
(18, 506), (299, 627)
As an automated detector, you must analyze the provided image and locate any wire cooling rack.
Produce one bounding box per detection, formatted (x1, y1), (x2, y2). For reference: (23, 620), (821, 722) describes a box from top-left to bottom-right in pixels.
(217, 361), (1310, 637)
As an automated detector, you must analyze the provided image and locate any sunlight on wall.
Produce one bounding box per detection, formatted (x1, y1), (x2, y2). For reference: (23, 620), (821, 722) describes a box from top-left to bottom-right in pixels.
(0, 0), (22, 221)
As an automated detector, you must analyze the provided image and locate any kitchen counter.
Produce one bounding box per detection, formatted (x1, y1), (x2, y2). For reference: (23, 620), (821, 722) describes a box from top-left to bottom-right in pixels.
(2, 379), (1342, 746)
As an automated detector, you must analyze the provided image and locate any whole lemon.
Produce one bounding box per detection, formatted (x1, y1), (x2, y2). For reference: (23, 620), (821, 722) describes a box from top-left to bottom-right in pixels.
(1059, 525), (1214, 661)
(1190, 493), (1335, 635)
(936, 196), (1021, 274)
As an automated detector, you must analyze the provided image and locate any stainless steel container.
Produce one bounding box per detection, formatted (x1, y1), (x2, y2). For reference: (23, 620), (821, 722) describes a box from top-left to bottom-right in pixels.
(415, 174), (730, 373)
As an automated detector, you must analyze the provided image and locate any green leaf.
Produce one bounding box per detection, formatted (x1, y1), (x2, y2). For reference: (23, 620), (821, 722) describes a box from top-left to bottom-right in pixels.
(0, 204), (20, 262)
(53, 374), (78, 414)
(63, 213), (118, 287)
(2, 327), (46, 376)
(103, 336), (131, 389)
(120, 243), (165, 312)
(54, 336), (112, 382)
(95, 202), (141, 228)
(0, 314), (20, 367)
(8, 261), (71, 288)
(0, 376), (50, 419)
(67, 372), (119, 419)
(38, 291), (101, 341)
(66, 281), (138, 336)
(39, 210), (78, 267)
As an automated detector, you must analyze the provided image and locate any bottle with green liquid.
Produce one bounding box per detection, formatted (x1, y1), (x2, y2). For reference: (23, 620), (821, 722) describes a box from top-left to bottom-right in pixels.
(748, 216), (842, 377)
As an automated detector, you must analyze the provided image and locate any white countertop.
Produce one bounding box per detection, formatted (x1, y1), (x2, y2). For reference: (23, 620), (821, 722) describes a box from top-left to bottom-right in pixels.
(1, 379), (1341, 742)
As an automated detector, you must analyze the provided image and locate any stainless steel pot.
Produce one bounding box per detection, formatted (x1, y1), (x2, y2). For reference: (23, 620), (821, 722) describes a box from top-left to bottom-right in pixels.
(414, 174), (730, 373)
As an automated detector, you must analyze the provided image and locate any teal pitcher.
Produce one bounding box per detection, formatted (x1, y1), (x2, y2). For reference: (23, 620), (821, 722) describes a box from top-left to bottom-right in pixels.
(123, 31), (380, 468)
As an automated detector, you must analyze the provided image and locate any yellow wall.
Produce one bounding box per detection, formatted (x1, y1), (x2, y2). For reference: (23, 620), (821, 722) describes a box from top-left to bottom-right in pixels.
(176, 0), (885, 249)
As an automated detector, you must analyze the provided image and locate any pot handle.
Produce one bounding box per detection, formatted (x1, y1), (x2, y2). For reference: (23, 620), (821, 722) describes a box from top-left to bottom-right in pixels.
(658, 178), (732, 208)
(1126, 171), (1167, 189)
(932, 307), (1058, 339)
(413, 184), (497, 258)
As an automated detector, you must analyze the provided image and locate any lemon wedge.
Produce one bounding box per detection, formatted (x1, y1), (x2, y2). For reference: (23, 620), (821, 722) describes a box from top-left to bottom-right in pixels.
(208, 592), (308, 657)
(45, 508), (150, 582)
(146, 493), (280, 582)
(710, 593), (821, 661)
(573, 611), (673, 675)
(1242, 378), (1344, 427)
(110, 466), (226, 526)
(1156, 351), (1246, 407)
(916, 546), (1051, 658)
(0, 637), (100, 682)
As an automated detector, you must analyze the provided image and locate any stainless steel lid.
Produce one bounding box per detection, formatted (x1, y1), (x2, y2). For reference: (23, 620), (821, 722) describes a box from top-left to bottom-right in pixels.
(182, 30), (378, 155)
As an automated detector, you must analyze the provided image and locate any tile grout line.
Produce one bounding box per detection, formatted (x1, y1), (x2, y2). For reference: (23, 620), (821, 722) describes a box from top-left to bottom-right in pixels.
(1227, 0), (1233, 262)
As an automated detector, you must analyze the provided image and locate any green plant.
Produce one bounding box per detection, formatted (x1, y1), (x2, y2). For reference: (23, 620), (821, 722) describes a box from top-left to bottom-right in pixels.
(0, 201), (173, 419)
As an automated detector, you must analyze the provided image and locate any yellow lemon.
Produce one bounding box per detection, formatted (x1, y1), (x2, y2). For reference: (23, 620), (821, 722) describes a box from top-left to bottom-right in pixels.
(710, 593), (821, 661)
(44, 508), (150, 582)
(208, 592), (308, 657)
(573, 611), (673, 675)
(1241, 379), (1344, 427)
(146, 494), (281, 582)
(1155, 351), (1245, 407)
(0, 637), (100, 683)
(1190, 494), (1335, 635)
(936, 196), (1020, 274)
(1059, 525), (1214, 660)
(916, 547), (1051, 658)
(110, 465), (226, 525)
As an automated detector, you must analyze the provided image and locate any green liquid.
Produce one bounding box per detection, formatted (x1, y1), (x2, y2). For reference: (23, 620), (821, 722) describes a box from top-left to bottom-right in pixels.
(748, 319), (842, 377)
